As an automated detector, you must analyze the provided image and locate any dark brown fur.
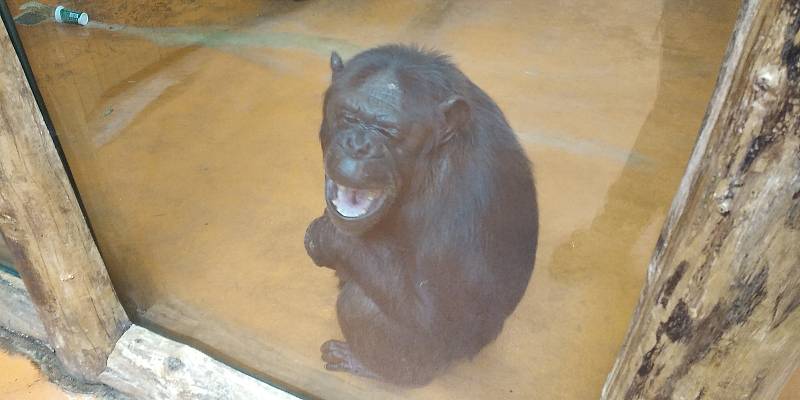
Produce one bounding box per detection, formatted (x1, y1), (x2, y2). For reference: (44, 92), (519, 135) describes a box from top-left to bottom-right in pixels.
(304, 45), (538, 386)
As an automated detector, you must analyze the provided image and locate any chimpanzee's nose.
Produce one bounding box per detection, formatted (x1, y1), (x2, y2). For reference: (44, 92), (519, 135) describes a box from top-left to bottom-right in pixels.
(341, 132), (375, 159)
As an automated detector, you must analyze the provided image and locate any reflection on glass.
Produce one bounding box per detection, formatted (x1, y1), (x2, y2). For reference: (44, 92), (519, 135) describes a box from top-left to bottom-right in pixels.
(6, 0), (775, 398)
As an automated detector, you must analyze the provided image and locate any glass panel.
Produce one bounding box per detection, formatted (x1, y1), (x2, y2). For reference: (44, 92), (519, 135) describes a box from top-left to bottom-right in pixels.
(6, 0), (768, 398)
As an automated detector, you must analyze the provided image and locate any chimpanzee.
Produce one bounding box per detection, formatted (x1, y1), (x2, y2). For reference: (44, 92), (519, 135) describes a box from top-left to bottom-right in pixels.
(304, 45), (538, 386)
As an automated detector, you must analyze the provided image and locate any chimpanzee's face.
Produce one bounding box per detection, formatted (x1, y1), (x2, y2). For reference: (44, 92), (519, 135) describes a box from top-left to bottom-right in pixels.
(319, 58), (435, 235)
(319, 52), (469, 235)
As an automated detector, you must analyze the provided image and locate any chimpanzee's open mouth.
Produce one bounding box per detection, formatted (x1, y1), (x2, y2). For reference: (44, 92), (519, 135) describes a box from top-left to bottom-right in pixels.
(326, 177), (388, 219)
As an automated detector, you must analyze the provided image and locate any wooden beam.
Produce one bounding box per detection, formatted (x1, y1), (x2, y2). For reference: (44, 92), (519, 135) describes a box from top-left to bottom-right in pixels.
(0, 24), (130, 380)
(0, 267), (299, 399)
(602, 0), (800, 399)
(100, 326), (302, 400)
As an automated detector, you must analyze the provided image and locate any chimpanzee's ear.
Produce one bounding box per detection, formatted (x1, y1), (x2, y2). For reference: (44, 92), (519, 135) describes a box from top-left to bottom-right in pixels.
(330, 51), (344, 77)
(438, 96), (470, 145)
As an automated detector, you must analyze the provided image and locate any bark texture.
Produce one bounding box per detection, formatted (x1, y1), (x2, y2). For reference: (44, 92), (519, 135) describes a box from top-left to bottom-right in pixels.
(100, 326), (301, 400)
(602, 0), (800, 398)
(0, 26), (129, 380)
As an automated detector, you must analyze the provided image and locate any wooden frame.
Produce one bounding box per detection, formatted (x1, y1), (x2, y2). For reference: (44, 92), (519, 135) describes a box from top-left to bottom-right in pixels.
(0, 16), (299, 400)
(0, 0), (797, 399)
(601, 0), (800, 398)
(0, 269), (300, 399)
(0, 14), (129, 380)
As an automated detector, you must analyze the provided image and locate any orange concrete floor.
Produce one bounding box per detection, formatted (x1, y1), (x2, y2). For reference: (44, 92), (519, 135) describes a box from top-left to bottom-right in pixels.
(3, 0), (800, 399)
(0, 350), (94, 400)
(1, 343), (798, 399)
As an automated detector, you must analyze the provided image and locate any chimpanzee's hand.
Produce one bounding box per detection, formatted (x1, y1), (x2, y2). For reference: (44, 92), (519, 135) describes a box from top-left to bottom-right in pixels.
(304, 213), (338, 269)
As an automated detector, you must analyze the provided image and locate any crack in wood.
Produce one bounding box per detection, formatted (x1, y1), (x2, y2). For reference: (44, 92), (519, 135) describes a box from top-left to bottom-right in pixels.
(788, 199), (800, 229)
(771, 281), (800, 329)
(739, 133), (776, 174)
(660, 300), (694, 342)
(625, 343), (663, 400)
(658, 261), (688, 308)
(781, 4), (800, 81)
(694, 216), (734, 286)
(694, 387), (706, 399)
(655, 266), (769, 400)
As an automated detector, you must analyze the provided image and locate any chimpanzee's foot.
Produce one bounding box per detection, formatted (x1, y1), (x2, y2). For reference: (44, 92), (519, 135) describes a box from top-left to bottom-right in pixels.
(321, 340), (380, 380)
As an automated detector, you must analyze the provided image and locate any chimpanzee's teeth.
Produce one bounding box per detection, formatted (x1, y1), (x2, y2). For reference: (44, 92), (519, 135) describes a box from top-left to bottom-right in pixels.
(329, 182), (383, 218)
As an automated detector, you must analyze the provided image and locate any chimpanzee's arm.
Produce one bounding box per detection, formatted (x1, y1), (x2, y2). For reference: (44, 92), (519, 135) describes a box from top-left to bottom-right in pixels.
(305, 214), (437, 331)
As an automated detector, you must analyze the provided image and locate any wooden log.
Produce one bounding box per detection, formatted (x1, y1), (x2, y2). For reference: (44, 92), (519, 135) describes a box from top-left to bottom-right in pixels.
(0, 265), (298, 399)
(0, 25), (130, 380)
(100, 326), (302, 400)
(601, 0), (800, 399)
